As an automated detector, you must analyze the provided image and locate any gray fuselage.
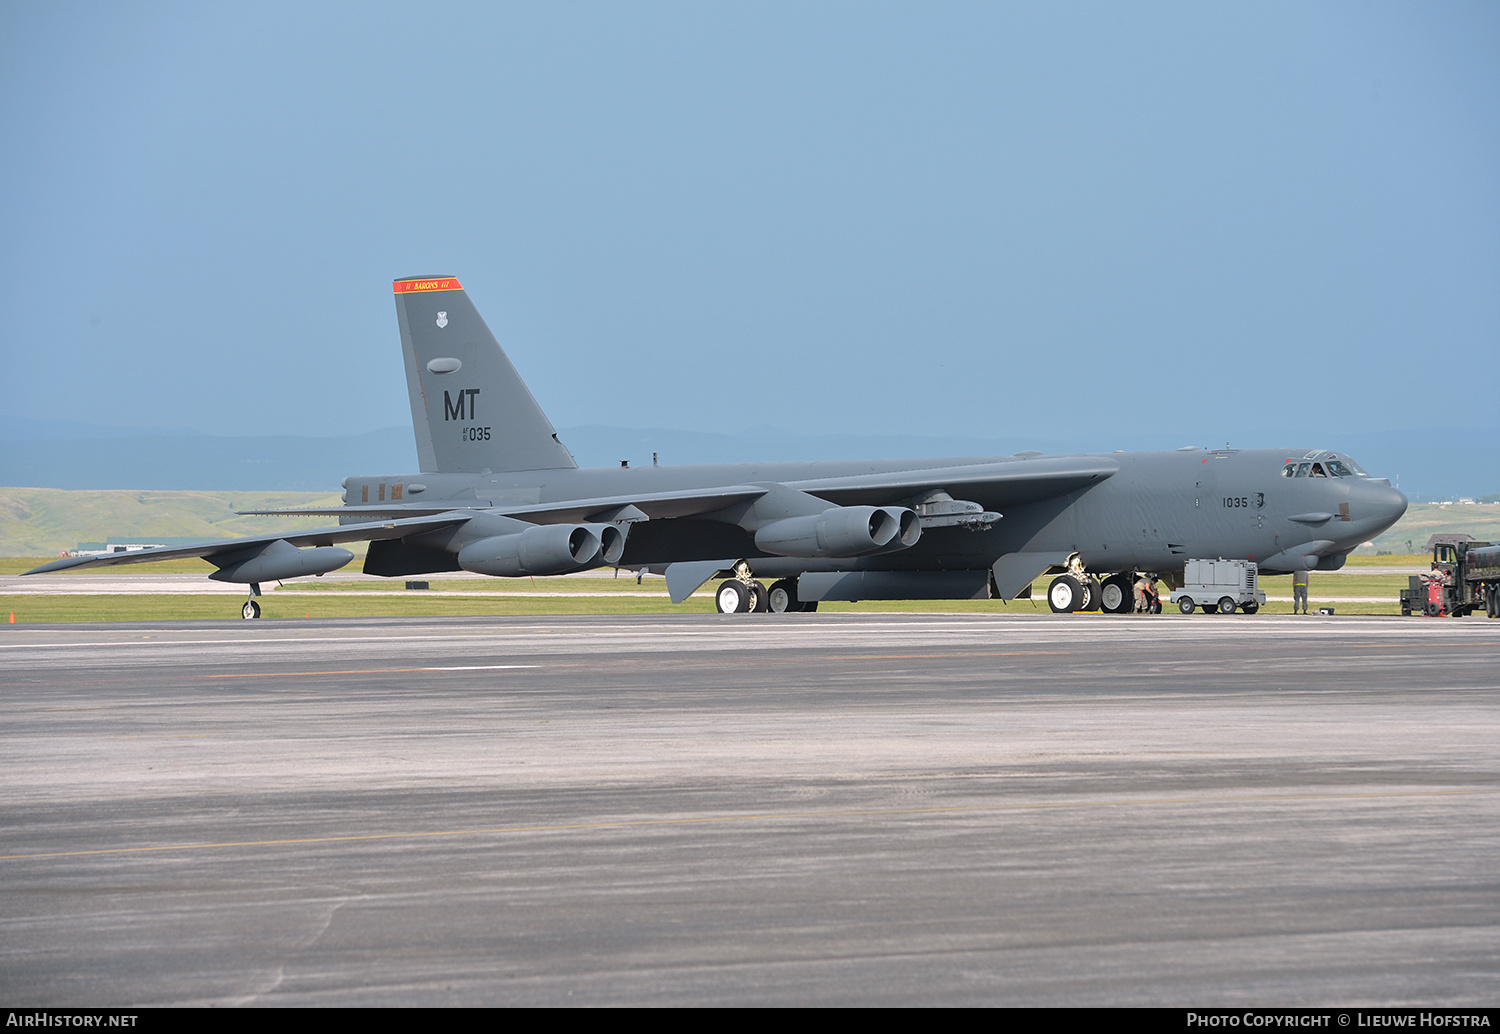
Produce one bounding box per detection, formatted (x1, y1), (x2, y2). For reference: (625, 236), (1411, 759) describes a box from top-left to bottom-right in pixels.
(343, 447), (1407, 578)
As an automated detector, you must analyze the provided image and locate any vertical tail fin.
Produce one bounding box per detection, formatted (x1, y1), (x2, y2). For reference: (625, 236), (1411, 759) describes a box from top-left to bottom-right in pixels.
(393, 277), (577, 474)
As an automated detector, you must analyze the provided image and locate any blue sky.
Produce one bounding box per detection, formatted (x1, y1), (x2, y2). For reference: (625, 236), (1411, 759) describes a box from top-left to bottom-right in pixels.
(2, 1), (1496, 452)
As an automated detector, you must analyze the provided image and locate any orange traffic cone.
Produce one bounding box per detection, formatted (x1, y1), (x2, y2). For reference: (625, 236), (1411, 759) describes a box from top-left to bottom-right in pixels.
(8, 612), (14, 624)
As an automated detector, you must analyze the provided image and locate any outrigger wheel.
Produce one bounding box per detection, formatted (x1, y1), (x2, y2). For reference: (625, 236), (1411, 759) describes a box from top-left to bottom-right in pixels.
(241, 582), (262, 620)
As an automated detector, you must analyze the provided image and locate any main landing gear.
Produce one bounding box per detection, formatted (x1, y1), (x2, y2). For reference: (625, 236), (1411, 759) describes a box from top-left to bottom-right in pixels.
(1097, 574), (1137, 615)
(1047, 554), (1103, 614)
(714, 567), (816, 614)
(1047, 574), (1103, 613)
(715, 579), (766, 614)
(1049, 557), (1160, 615)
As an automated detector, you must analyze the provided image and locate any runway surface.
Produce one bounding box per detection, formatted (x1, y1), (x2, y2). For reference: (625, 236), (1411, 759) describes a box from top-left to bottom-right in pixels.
(1, 613), (1496, 1006)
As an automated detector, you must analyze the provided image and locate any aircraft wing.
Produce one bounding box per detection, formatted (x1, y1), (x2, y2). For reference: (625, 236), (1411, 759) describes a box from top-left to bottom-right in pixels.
(784, 455), (1120, 506)
(29, 458), (1117, 578)
(21, 512), (477, 575)
(237, 486), (773, 524)
(233, 459), (1114, 527)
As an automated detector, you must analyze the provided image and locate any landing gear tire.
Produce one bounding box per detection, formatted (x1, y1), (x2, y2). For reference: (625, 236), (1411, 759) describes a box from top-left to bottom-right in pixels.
(715, 581), (751, 614)
(1240, 601), (1259, 615)
(768, 579), (801, 613)
(748, 580), (769, 613)
(241, 599), (261, 620)
(1217, 597), (1237, 615)
(1100, 575), (1133, 614)
(1048, 575), (1083, 613)
(1178, 597), (1195, 615)
(1078, 576), (1102, 612)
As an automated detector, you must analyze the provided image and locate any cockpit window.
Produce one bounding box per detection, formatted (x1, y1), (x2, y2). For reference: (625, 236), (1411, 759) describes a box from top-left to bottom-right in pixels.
(1289, 453), (1371, 478)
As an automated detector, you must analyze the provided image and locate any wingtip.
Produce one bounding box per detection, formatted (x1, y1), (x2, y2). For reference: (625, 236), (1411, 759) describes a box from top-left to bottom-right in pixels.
(22, 556), (92, 575)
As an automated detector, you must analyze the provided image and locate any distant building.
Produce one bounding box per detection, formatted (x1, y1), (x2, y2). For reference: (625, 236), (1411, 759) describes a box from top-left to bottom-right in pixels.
(1426, 533), (1477, 549)
(70, 537), (204, 557)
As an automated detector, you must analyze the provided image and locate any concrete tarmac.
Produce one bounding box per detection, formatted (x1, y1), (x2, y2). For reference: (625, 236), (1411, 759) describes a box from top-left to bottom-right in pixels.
(1, 613), (1496, 1006)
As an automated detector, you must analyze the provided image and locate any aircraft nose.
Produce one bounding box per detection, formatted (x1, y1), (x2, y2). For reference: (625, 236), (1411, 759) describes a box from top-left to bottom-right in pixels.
(1355, 480), (1407, 535)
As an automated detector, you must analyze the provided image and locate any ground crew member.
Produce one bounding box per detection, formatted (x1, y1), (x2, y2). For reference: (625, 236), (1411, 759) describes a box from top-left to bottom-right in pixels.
(1134, 574), (1153, 614)
(1293, 568), (1309, 614)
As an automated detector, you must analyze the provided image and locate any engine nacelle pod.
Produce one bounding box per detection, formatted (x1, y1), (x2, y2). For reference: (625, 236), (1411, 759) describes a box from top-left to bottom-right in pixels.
(885, 507), (922, 549)
(457, 524), (603, 576)
(208, 540), (354, 584)
(585, 523), (629, 566)
(754, 506), (921, 559)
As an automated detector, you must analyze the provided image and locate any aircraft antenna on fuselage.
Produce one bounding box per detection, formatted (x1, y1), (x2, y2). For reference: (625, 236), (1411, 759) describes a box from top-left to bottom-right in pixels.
(393, 276), (578, 474)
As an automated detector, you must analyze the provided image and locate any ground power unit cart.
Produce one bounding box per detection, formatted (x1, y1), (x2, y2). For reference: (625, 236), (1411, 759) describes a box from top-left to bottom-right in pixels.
(1170, 559), (1266, 615)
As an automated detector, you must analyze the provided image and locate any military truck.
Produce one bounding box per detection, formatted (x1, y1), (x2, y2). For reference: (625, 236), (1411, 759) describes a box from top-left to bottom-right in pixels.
(1400, 540), (1500, 618)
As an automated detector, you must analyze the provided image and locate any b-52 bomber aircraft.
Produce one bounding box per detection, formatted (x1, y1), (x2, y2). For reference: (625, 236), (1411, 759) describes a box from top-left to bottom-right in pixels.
(27, 276), (1409, 618)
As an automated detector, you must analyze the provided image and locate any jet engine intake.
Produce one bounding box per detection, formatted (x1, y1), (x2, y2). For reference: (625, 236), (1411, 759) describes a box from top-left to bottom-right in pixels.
(457, 524), (602, 576)
(754, 506), (921, 559)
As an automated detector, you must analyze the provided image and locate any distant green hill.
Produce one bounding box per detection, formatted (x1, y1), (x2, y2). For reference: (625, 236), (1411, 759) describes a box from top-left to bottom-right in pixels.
(0, 487), (342, 556)
(1366, 502), (1500, 554)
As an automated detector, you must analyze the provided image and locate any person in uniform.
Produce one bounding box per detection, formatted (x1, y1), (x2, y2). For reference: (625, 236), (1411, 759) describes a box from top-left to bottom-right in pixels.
(1134, 574), (1153, 614)
(1293, 568), (1309, 614)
